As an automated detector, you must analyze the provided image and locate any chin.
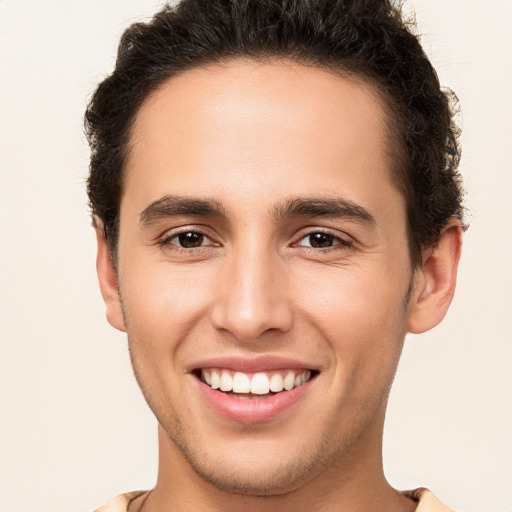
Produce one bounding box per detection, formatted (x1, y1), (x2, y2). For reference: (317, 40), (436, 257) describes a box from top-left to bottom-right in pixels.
(161, 420), (339, 497)
(183, 454), (316, 496)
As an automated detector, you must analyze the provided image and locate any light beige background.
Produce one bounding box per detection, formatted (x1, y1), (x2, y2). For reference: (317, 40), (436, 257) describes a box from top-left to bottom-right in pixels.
(0, 1), (510, 511)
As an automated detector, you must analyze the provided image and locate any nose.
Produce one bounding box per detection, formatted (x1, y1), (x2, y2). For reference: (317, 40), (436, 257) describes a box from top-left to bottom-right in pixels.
(210, 245), (293, 342)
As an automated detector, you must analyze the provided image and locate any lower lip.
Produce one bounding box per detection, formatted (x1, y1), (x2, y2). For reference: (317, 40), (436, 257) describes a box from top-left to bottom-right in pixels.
(196, 377), (314, 424)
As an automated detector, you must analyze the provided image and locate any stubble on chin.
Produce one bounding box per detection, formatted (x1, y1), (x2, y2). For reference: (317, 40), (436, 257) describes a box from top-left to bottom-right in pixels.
(159, 419), (352, 497)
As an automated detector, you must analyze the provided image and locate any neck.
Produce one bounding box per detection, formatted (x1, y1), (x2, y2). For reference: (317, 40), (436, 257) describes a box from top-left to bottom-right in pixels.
(137, 406), (415, 512)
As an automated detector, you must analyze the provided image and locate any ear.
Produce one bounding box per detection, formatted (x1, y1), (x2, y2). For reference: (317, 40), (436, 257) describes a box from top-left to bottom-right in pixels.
(407, 219), (463, 334)
(95, 219), (126, 332)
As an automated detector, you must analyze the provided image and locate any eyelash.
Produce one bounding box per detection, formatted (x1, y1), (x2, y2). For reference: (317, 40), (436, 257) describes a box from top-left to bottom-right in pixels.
(293, 229), (354, 252)
(157, 228), (354, 252)
(158, 228), (219, 251)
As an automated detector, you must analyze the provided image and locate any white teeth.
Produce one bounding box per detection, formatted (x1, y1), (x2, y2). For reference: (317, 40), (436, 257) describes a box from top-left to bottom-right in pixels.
(201, 368), (313, 394)
(269, 373), (284, 392)
(283, 371), (295, 391)
(210, 369), (220, 390)
(251, 373), (270, 395)
(220, 370), (233, 392)
(232, 372), (251, 393)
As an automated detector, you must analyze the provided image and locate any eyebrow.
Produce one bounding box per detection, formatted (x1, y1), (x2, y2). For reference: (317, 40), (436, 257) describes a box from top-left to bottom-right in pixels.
(140, 195), (226, 225)
(139, 194), (375, 226)
(273, 196), (376, 224)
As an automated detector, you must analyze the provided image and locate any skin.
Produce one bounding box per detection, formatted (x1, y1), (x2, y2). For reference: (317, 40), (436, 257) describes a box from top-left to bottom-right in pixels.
(96, 60), (462, 512)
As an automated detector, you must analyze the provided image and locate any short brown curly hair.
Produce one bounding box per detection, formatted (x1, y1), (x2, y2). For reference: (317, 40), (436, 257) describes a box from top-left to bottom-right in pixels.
(85, 0), (464, 266)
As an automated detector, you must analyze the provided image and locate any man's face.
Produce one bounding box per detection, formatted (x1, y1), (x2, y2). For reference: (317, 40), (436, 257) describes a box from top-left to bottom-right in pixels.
(110, 60), (416, 494)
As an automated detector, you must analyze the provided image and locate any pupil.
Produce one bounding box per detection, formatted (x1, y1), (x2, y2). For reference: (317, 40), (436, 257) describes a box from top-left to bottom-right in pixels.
(309, 233), (333, 248)
(179, 232), (203, 248)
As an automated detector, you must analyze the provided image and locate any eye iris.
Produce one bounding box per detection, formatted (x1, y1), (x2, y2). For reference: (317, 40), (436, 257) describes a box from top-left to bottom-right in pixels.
(178, 232), (203, 248)
(309, 233), (334, 248)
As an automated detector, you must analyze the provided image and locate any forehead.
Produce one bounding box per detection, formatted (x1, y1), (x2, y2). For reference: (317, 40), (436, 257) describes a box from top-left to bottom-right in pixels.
(123, 59), (400, 217)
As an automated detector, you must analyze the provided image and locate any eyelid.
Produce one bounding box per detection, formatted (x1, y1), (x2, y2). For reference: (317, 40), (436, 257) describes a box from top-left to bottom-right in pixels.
(157, 225), (221, 247)
(292, 227), (354, 249)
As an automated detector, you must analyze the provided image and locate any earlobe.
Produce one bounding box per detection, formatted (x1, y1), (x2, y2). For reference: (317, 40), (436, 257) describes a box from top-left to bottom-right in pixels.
(95, 220), (126, 332)
(407, 219), (463, 334)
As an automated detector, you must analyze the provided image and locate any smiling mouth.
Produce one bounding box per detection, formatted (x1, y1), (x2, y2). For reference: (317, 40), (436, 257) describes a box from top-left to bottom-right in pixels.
(196, 368), (317, 398)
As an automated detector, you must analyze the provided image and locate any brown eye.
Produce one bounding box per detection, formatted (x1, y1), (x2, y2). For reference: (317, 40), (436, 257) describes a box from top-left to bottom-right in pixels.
(179, 232), (204, 247)
(168, 231), (207, 248)
(307, 233), (335, 248)
(297, 232), (336, 248)
(296, 231), (353, 250)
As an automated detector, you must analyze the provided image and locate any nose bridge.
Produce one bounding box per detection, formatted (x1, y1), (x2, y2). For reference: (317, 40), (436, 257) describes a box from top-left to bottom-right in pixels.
(211, 236), (292, 341)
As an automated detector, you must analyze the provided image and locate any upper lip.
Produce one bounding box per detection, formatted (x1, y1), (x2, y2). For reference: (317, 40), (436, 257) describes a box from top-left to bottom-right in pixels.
(189, 355), (320, 373)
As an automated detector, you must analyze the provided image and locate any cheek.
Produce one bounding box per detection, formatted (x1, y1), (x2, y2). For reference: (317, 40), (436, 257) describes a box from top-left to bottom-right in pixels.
(118, 262), (218, 414)
(119, 260), (216, 351)
(296, 262), (408, 326)
(293, 262), (409, 373)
